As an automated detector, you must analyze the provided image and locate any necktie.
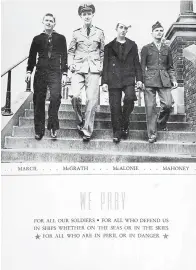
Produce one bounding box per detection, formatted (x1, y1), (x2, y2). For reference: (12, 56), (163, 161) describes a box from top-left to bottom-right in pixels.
(48, 35), (53, 58)
(87, 26), (91, 36)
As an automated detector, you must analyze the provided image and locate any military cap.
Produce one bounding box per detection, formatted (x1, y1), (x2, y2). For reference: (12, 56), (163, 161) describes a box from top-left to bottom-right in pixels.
(117, 20), (131, 29)
(152, 21), (164, 31)
(78, 3), (95, 15)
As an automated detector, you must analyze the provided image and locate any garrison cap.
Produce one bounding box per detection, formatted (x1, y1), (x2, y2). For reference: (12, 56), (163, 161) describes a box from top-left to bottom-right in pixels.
(152, 21), (164, 31)
(117, 20), (131, 29)
(78, 3), (95, 15)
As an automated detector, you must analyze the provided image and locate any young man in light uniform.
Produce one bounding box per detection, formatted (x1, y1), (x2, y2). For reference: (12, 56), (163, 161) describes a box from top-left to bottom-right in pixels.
(68, 3), (105, 141)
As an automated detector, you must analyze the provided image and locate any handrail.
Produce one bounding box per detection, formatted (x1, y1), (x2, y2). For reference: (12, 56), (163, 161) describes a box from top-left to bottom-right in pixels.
(1, 56), (28, 77)
(1, 56), (30, 116)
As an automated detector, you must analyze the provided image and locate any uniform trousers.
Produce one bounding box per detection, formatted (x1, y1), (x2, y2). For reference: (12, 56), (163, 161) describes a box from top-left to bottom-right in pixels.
(33, 70), (61, 135)
(70, 72), (100, 137)
(144, 87), (173, 138)
(109, 86), (135, 138)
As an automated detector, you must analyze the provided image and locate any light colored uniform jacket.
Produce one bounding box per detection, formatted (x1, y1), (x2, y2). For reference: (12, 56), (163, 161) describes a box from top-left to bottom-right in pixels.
(68, 25), (105, 73)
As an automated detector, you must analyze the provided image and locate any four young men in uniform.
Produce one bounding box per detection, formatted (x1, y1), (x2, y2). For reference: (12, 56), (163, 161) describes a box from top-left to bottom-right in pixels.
(26, 4), (177, 144)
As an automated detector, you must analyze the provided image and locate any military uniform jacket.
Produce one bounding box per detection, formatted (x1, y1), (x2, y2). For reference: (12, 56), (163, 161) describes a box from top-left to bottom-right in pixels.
(101, 38), (143, 88)
(27, 32), (68, 73)
(141, 42), (176, 88)
(68, 26), (105, 73)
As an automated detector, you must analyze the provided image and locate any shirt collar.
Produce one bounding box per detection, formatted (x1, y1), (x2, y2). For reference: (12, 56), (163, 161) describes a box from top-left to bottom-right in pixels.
(116, 38), (126, 44)
(153, 41), (162, 47)
(43, 30), (56, 35)
(83, 24), (93, 30)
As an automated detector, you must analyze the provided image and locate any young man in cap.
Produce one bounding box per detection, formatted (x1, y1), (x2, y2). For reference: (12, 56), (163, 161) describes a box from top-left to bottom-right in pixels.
(102, 21), (143, 143)
(25, 13), (68, 140)
(68, 3), (105, 141)
(141, 21), (178, 143)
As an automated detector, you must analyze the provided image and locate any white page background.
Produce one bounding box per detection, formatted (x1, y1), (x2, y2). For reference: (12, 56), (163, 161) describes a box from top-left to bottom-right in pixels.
(2, 175), (196, 270)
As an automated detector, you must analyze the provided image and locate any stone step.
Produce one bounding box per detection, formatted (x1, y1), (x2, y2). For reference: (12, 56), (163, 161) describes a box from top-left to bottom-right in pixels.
(25, 109), (186, 122)
(12, 127), (196, 143)
(30, 102), (165, 113)
(2, 148), (196, 163)
(4, 137), (196, 155)
(18, 117), (193, 131)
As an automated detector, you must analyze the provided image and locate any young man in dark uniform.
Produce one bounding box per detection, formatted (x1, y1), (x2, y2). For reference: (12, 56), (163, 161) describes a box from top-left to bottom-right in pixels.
(141, 21), (178, 143)
(25, 13), (68, 140)
(102, 21), (143, 143)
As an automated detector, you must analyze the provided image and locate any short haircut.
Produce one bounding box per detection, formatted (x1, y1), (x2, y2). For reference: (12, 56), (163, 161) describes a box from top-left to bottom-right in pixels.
(43, 13), (56, 23)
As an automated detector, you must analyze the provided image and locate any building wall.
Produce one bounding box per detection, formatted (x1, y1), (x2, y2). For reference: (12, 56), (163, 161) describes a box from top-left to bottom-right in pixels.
(170, 36), (196, 87)
(183, 55), (196, 129)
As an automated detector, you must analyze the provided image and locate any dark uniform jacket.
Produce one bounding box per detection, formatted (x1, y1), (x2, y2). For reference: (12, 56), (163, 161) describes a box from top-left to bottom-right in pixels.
(141, 42), (176, 88)
(101, 38), (143, 88)
(27, 31), (68, 73)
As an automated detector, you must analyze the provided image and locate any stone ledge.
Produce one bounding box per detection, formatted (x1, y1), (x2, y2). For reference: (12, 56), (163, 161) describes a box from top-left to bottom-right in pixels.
(183, 44), (196, 66)
(1, 91), (33, 148)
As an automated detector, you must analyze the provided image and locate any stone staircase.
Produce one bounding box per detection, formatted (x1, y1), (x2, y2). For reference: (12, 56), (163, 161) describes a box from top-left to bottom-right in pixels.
(1, 100), (196, 162)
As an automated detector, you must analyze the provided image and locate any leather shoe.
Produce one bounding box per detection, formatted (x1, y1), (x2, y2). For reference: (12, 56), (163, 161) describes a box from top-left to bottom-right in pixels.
(161, 127), (169, 131)
(35, 134), (43, 140)
(122, 129), (129, 139)
(113, 137), (121, 143)
(50, 129), (57, 139)
(83, 135), (91, 142)
(148, 136), (157, 143)
(77, 123), (84, 136)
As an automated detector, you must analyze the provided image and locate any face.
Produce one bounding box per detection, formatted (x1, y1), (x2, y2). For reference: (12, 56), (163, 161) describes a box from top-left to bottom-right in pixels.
(116, 23), (128, 37)
(152, 27), (164, 40)
(43, 15), (55, 31)
(80, 11), (94, 25)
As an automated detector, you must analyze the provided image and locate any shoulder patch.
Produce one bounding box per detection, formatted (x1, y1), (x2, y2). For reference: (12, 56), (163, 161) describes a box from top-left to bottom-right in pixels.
(74, 28), (81, 32)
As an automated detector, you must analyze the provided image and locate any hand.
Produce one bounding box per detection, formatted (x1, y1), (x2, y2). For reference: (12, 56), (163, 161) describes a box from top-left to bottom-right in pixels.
(62, 74), (67, 87)
(136, 81), (143, 89)
(172, 81), (178, 89)
(102, 84), (108, 92)
(69, 64), (76, 73)
(25, 73), (31, 83)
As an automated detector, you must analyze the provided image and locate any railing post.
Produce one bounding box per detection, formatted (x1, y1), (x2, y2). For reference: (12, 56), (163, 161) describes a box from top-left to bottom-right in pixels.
(138, 89), (141, 106)
(26, 76), (31, 91)
(62, 85), (65, 99)
(66, 85), (69, 99)
(98, 86), (101, 105)
(65, 80), (71, 100)
(2, 70), (13, 116)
